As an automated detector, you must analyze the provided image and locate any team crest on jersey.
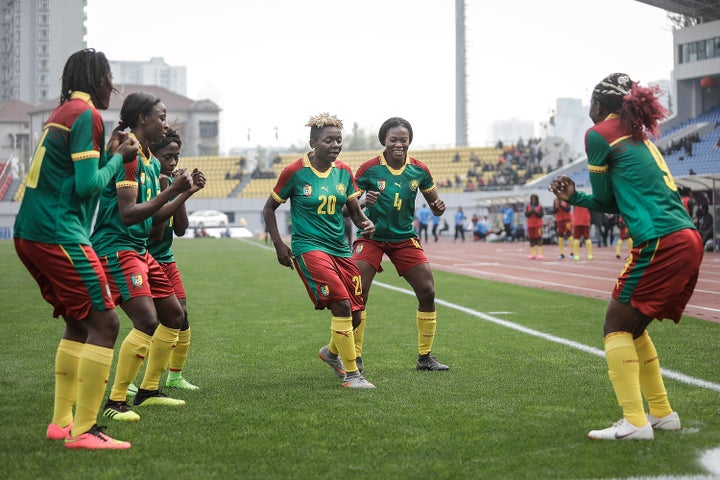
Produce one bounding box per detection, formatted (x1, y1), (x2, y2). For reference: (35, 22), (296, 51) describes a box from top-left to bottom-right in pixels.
(140, 172), (146, 185)
(303, 184), (312, 196)
(336, 183), (346, 195)
(354, 244), (364, 254)
(410, 179), (419, 191)
(319, 284), (330, 297)
(130, 274), (143, 288)
(377, 180), (386, 191)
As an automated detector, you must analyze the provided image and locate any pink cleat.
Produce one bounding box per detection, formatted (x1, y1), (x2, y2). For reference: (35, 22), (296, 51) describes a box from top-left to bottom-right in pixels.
(46, 422), (73, 440)
(64, 424), (131, 450)
(528, 254), (536, 259)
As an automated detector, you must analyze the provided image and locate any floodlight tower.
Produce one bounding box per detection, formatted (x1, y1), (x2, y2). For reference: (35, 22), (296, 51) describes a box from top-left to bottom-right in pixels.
(455, 0), (468, 147)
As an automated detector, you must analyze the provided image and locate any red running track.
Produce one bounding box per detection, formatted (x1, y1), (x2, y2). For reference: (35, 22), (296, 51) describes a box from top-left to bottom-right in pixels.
(419, 235), (720, 323)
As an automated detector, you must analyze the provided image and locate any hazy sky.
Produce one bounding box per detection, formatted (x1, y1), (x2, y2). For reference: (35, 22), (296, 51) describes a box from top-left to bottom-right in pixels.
(85, 0), (674, 152)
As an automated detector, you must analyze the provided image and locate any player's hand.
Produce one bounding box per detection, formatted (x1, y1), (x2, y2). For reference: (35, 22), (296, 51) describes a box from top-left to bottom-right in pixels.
(549, 175), (575, 201)
(190, 168), (206, 192)
(358, 219), (375, 239)
(115, 135), (139, 164)
(169, 168), (192, 193)
(430, 198), (446, 216)
(364, 190), (379, 208)
(274, 243), (294, 269)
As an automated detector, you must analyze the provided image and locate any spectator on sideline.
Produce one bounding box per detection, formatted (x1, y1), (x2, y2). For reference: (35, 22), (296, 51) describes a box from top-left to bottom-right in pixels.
(263, 113), (375, 389)
(525, 194), (544, 259)
(499, 202), (515, 241)
(416, 203), (432, 243)
(695, 204), (714, 249)
(571, 205), (593, 260)
(550, 72), (702, 441)
(615, 215), (632, 259)
(553, 198), (572, 259)
(13, 49), (138, 449)
(454, 206), (466, 242)
(351, 117), (449, 372)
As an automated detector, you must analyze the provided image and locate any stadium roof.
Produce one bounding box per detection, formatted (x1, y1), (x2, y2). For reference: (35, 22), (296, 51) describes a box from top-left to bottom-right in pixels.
(636, 0), (720, 22)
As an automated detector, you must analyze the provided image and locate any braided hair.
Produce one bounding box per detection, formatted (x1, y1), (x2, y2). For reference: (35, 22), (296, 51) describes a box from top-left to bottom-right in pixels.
(60, 48), (112, 105)
(592, 73), (667, 141)
(116, 91), (161, 132)
(306, 113), (343, 140)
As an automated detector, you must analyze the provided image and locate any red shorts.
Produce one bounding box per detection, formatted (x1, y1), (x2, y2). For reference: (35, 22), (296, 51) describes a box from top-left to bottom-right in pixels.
(352, 238), (428, 276)
(527, 226), (543, 240)
(158, 261), (186, 300)
(573, 225), (590, 240)
(556, 219), (572, 236)
(293, 250), (364, 312)
(613, 229), (703, 322)
(14, 239), (114, 320)
(618, 227), (630, 240)
(100, 250), (175, 303)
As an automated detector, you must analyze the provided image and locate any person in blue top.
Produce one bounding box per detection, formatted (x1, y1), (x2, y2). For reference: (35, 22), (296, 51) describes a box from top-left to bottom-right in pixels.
(431, 213), (441, 242)
(453, 206), (466, 242)
(416, 203), (432, 243)
(499, 202), (515, 241)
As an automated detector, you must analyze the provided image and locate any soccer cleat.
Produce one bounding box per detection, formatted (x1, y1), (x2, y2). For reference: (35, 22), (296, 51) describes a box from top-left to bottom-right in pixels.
(588, 255), (594, 260)
(46, 422), (73, 440)
(318, 345), (345, 379)
(166, 376), (200, 390)
(558, 254), (565, 260)
(355, 357), (364, 375)
(528, 254), (536, 259)
(342, 372), (375, 389)
(537, 254), (543, 259)
(587, 418), (654, 440)
(616, 254), (621, 259)
(133, 388), (186, 407)
(127, 382), (138, 396)
(647, 411), (681, 431)
(574, 256), (581, 261)
(416, 353), (450, 371)
(103, 400), (140, 422)
(64, 424), (131, 450)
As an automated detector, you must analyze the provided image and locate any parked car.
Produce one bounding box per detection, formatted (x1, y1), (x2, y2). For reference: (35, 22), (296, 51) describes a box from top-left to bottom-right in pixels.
(187, 210), (229, 228)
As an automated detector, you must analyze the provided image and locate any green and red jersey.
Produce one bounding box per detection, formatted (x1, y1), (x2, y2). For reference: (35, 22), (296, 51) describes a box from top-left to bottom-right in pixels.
(570, 114), (695, 244)
(271, 154), (360, 257)
(148, 161), (175, 264)
(91, 148), (161, 255)
(354, 153), (436, 242)
(14, 91), (122, 244)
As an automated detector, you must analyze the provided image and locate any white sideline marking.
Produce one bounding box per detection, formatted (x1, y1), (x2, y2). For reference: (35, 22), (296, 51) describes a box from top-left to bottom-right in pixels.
(374, 280), (720, 393)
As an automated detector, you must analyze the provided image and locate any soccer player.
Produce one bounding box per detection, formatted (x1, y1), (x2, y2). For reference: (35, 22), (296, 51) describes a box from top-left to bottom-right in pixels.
(147, 128), (206, 391)
(351, 117), (449, 372)
(553, 198), (572, 259)
(524, 194), (544, 259)
(615, 215), (632, 259)
(549, 73), (703, 441)
(571, 205), (593, 260)
(13, 49), (138, 449)
(262, 113), (376, 389)
(90, 92), (195, 421)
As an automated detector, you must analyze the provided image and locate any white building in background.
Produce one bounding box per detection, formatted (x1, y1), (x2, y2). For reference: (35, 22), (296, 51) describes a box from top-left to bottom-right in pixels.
(490, 118), (535, 145)
(109, 57), (187, 97)
(0, 0), (85, 105)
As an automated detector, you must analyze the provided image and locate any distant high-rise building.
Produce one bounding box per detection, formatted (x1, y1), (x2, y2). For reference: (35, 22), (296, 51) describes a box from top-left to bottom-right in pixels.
(0, 0), (86, 105)
(109, 57), (187, 97)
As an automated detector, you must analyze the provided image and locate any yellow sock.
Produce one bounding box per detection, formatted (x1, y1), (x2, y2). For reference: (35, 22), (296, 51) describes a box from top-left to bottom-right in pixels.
(417, 311), (437, 355)
(586, 239), (593, 257)
(330, 316), (357, 372)
(52, 339), (84, 427)
(169, 328), (191, 374)
(627, 238), (633, 250)
(530, 246), (536, 256)
(559, 239), (565, 256)
(72, 344), (113, 437)
(605, 332), (646, 427)
(140, 324), (180, 391)
(573, 238), (580, 257)
(616, 240), (622, 257)
(353, 310), (367, 358)
(537, 245), (543, 256)
(635, 331), (672, 418)
(109, 328), (151, 402)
